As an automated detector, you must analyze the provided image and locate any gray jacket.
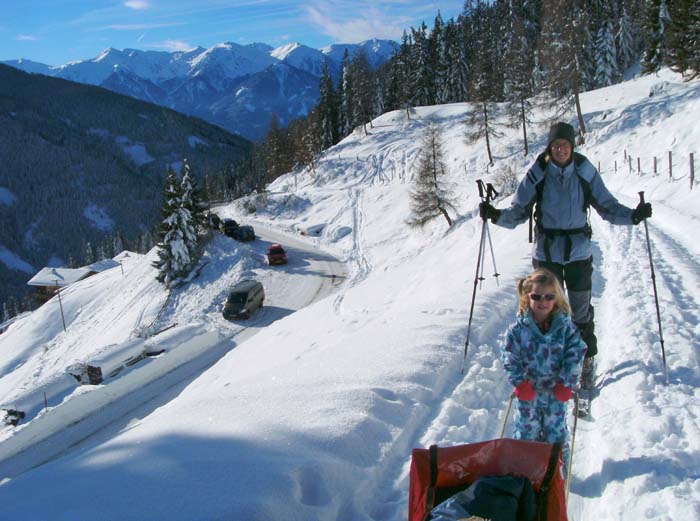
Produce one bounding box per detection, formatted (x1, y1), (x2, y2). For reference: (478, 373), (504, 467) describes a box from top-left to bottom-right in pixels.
(495, 152), (634, 263)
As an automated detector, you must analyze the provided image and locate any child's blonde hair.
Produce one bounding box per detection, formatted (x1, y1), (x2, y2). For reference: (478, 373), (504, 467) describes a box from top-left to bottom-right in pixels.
(516, 268), (571, 315)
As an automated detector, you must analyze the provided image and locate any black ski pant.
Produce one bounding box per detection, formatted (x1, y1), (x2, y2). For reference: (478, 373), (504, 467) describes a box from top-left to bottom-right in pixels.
(532, 256), (597, 358)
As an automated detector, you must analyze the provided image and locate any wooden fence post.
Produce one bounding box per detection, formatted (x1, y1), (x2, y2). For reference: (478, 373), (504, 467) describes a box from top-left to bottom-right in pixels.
(628, 156), (633, 174)
(653, 156), (657, 175)
(669, 151), (673, 179)
(691, 153), (695, 191)
(615, 159), (617, 173)
(637, 157), (641, 175)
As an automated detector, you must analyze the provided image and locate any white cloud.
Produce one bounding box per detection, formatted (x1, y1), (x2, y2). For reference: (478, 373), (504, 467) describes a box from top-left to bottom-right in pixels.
(144, 39), (194, 52)
(16, 34), (37, 41)
(99, 22), (187, 31)
(303, 4), (407, 43)
(124, 0), (149, 9)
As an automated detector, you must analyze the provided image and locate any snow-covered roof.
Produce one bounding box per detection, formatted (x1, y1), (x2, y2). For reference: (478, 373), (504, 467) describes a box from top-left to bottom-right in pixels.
(84, 258), (121, 273)
(27, 267), (92, 287)
(113, 250), (140, 262)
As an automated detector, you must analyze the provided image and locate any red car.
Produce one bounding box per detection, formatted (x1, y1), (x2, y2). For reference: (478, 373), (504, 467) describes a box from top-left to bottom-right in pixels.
(265, 244), (288, 265)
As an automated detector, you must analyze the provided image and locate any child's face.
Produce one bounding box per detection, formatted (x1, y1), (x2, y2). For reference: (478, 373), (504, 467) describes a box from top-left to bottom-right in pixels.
(529, 283), (556, 322)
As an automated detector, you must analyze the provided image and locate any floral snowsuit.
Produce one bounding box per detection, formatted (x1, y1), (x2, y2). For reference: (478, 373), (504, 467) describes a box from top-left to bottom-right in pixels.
(502, 311), (587, 469)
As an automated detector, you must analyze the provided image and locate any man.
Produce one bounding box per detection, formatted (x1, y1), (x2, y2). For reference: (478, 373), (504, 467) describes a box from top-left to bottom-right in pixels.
(479, 122), (652, 387)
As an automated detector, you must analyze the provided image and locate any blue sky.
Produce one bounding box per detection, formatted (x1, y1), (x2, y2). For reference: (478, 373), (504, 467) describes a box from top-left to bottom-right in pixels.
(1, 1), (464, 66)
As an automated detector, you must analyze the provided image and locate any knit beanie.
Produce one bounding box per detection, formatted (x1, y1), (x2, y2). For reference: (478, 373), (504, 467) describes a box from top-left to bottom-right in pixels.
(547, 122), (576, 148)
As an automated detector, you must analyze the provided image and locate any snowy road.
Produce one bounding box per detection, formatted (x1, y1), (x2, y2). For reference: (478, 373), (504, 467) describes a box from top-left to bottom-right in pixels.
(0, 225), (346, 480)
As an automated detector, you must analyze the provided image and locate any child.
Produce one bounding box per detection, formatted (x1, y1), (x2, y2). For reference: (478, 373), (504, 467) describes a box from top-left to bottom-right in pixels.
(501, 268), (587, 472)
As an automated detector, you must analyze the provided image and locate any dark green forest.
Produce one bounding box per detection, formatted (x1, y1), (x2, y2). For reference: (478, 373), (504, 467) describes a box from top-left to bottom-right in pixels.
(0, 64), (250, 310)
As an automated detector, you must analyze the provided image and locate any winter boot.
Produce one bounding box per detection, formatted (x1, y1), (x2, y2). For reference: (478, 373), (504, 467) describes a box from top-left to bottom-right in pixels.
(580, 356), (595, 390)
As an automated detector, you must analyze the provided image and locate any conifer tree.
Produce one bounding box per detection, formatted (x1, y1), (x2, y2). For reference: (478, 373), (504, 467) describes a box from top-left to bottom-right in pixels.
(82, 241), (95, 265)
(642, 0), (666, 73)
(180, 158), (207, 234)
(595, 17), (619, 86)
(441, 18), (470, 103)
(411, 22), (435, 107)
(153, 166), (197, 286)
(2, 302), (11, 322)
(112, 233), (124, 256)
(350, 51), (375, 134)
(408, 124), (456, 228)
(317, 60), (339, 149)
(339, 50), (355, 136)
(664, 0), (700, 79)
(616, 4), (638, 73)
(95, 243), (108, 261)
(536, 0), (590, 142)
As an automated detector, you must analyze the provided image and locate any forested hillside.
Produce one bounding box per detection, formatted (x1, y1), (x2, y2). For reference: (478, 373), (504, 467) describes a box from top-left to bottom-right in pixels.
(0, 64), (250, 308)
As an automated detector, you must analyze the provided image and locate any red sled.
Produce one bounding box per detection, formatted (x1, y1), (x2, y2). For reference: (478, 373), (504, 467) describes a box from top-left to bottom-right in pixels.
(409, 438), (568, 521)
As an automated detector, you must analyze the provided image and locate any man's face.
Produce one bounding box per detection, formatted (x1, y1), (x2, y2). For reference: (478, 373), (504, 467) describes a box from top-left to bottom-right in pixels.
(550, 139), (573, 166)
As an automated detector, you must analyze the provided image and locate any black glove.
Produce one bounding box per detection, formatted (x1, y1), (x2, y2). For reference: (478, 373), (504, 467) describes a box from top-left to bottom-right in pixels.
(479, 201), (501, 223)
(631, 201), (652, 224)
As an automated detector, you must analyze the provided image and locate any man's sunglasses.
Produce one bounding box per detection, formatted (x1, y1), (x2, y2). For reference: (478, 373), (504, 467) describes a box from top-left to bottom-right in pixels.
(529, 293), (556, 302)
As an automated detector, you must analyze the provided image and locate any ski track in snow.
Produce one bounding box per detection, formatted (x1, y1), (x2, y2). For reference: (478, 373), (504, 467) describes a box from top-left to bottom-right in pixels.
(569, 211), (700, 520)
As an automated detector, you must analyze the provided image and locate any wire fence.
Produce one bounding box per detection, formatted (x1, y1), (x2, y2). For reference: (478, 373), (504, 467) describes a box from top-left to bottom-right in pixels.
(600, 149), (697, 191)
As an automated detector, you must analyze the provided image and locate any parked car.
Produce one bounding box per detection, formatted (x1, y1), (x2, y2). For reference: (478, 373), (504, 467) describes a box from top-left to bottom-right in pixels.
(222, 280), (265, 319)
(220, 218), (239, 237)
(265, 244), (288, 265)
(233, 224), (255, 242)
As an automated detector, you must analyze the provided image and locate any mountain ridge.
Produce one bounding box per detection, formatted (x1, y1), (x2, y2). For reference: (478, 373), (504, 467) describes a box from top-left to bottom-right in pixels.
(4, 39), (397, 141)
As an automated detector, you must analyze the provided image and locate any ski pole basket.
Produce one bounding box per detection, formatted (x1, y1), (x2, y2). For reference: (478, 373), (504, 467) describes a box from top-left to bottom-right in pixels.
(409, 438), (568, 521)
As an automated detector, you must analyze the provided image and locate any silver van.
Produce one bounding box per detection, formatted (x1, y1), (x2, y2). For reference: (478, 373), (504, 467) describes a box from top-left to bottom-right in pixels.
(223, 280), (264, 319)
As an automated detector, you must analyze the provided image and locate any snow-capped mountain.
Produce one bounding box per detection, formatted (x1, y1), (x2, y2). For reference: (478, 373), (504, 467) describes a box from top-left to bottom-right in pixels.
(271, 42), (330, 78)
(322, 38), (398, 68)
(4, 39), (397, 141)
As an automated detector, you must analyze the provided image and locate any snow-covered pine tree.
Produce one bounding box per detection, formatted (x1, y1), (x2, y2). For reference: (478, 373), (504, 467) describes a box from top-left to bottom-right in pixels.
(441, 18), (470, 104)
(95, 243), (108, 261)
(350, 51), (375, 135)
(595, 17), (619, 86)
(339, 50), (355, 137)
(2, 301), (11, 322)
(383, 31), (413, 117)
(82, 241), (95, 265)
(153, 166), (197, 286)
(642, 0), (665, 74)
(112, 233), (124, 256)
(430, 11), (447, 104)
(411, 22), (435, 107)
(180, 158), (207, 234)
(536, 0), (590, 143)
(317, 60), (339, 149)
(616, 4), (638, 74)
(407, 124), (456, 228)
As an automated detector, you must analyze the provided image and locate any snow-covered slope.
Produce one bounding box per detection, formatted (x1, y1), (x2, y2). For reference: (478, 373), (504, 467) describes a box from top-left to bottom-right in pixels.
(0, 69), (698, 521)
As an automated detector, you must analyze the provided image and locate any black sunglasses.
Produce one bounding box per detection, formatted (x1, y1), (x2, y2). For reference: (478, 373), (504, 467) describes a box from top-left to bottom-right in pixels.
(529, 293), (556, 302)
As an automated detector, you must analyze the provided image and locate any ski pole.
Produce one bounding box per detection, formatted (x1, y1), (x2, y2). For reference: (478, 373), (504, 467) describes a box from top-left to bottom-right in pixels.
(499, 393), (515, 438)
(462, 180), (491, 372)
(484, 220), (500, 286)
(638, 191), (668, 384)
(567, 393), (580, 502)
